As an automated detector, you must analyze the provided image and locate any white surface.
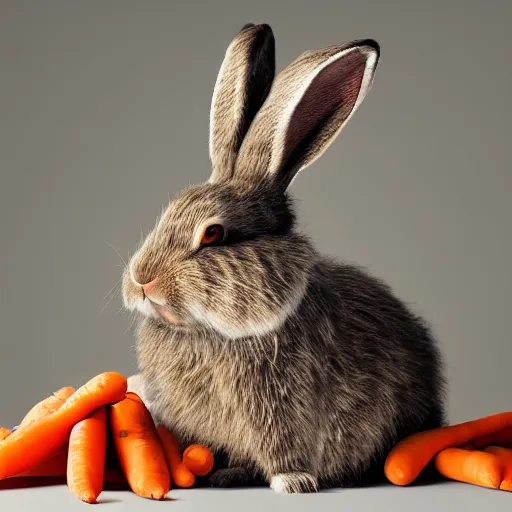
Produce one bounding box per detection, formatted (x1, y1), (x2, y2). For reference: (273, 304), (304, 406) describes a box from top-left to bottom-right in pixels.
(0, 481), (510, 512)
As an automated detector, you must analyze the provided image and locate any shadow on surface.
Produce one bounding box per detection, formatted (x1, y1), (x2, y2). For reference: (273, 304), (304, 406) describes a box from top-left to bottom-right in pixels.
(96, 498), (123, 504)
(0, 477), (182, 503)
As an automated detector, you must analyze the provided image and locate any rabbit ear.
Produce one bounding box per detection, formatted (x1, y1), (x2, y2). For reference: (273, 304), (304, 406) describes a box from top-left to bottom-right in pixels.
(208, 23), (276, 184)
(233, 39), (380, 191)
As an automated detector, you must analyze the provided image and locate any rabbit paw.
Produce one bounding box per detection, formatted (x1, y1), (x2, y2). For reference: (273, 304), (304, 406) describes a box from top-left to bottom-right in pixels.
(270, 472), (318, 493)
(208, 467), (251, 488)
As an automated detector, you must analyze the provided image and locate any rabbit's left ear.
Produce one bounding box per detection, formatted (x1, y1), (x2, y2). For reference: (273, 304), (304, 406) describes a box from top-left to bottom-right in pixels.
(208, 23), (275, 184)
(233, 39), (380, 191)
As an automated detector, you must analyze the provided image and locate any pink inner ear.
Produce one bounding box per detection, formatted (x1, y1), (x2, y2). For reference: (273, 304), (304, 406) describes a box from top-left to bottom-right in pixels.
(282, 51), (367, 170)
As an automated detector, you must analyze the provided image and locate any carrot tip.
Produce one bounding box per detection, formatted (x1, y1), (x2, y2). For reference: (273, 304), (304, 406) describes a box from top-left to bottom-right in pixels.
(182, 445), (214, 476)
(79, 493), (98, 504)
(387, 468), (406, 485)
(146, 489), (168, 500)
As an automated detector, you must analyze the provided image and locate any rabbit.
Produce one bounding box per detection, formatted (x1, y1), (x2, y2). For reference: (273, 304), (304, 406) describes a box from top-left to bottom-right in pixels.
(122, 23), (447, 493)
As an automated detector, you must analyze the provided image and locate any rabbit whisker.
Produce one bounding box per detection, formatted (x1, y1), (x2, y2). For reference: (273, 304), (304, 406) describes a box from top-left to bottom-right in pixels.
(99, 280), (122, 315)
(105, 240), (128, 268)
(99, 278), (121, 306)
(125, 313), (138, 334)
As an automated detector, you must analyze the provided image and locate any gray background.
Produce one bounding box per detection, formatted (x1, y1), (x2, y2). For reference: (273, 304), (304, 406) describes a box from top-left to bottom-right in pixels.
(0, 0), (511, 509)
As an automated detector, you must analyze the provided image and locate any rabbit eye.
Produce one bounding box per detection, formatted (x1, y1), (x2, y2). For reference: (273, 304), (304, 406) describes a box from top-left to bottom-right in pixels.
(200, 224), (225, 246)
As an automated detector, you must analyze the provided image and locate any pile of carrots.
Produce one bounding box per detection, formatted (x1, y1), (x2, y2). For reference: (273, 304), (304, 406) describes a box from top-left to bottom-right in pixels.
(385, 412), (512, 491)
(2, 371), (512, 501)
(0, 372), (214, 503)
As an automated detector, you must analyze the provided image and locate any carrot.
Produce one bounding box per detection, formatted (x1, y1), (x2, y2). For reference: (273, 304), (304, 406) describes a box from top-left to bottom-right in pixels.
(14, 449), (68, 478)
(156, 425), (195, 488)
(19, 387), (76, 428)
(484, 445), (512, 491)
(384, 411), (512, 485)
(182, 445), (214, 477)
(4, 388), (75, 479)
(0, 427), (11, 442)
(434, 448), (503, 489)
(67, 406), (107, 503)
(110, 392), (170, 499)
(472, 427), (512, 449)
(0, 371), (127, 480)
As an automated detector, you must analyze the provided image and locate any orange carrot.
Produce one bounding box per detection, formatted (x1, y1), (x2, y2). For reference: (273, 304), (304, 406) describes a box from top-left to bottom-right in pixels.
(0, 371), (127, 480)
(14, 449), (68, 478)
(5, 388), (75, 479)
(156, 426), (195, 488)
(472, 427), (512, 449)
(385, 411), (512, 485)
(110, 392), (170, 499)
(484, 445), (512, 491)
(67, 406), (107, 503)
(434, 448), (503, 489)
(0, 427), (11, 442)
(182, 445), (214, 477)
(19, 387), (76, 428)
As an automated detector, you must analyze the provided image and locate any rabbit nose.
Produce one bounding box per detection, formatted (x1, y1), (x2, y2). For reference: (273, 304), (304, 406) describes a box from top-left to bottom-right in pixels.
(140, 278), (158, 299)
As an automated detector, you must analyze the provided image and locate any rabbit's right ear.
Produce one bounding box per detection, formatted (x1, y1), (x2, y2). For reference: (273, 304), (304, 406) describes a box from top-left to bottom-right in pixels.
(208, 23), (275, 184)
(233, 39), (380, 192)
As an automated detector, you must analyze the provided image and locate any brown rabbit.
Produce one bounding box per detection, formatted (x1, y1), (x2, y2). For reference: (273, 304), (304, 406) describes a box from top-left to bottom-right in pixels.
(122, 23), (446, 493)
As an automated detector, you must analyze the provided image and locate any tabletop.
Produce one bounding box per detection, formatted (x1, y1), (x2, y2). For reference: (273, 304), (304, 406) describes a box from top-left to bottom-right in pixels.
(0, 478), (509, 512)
